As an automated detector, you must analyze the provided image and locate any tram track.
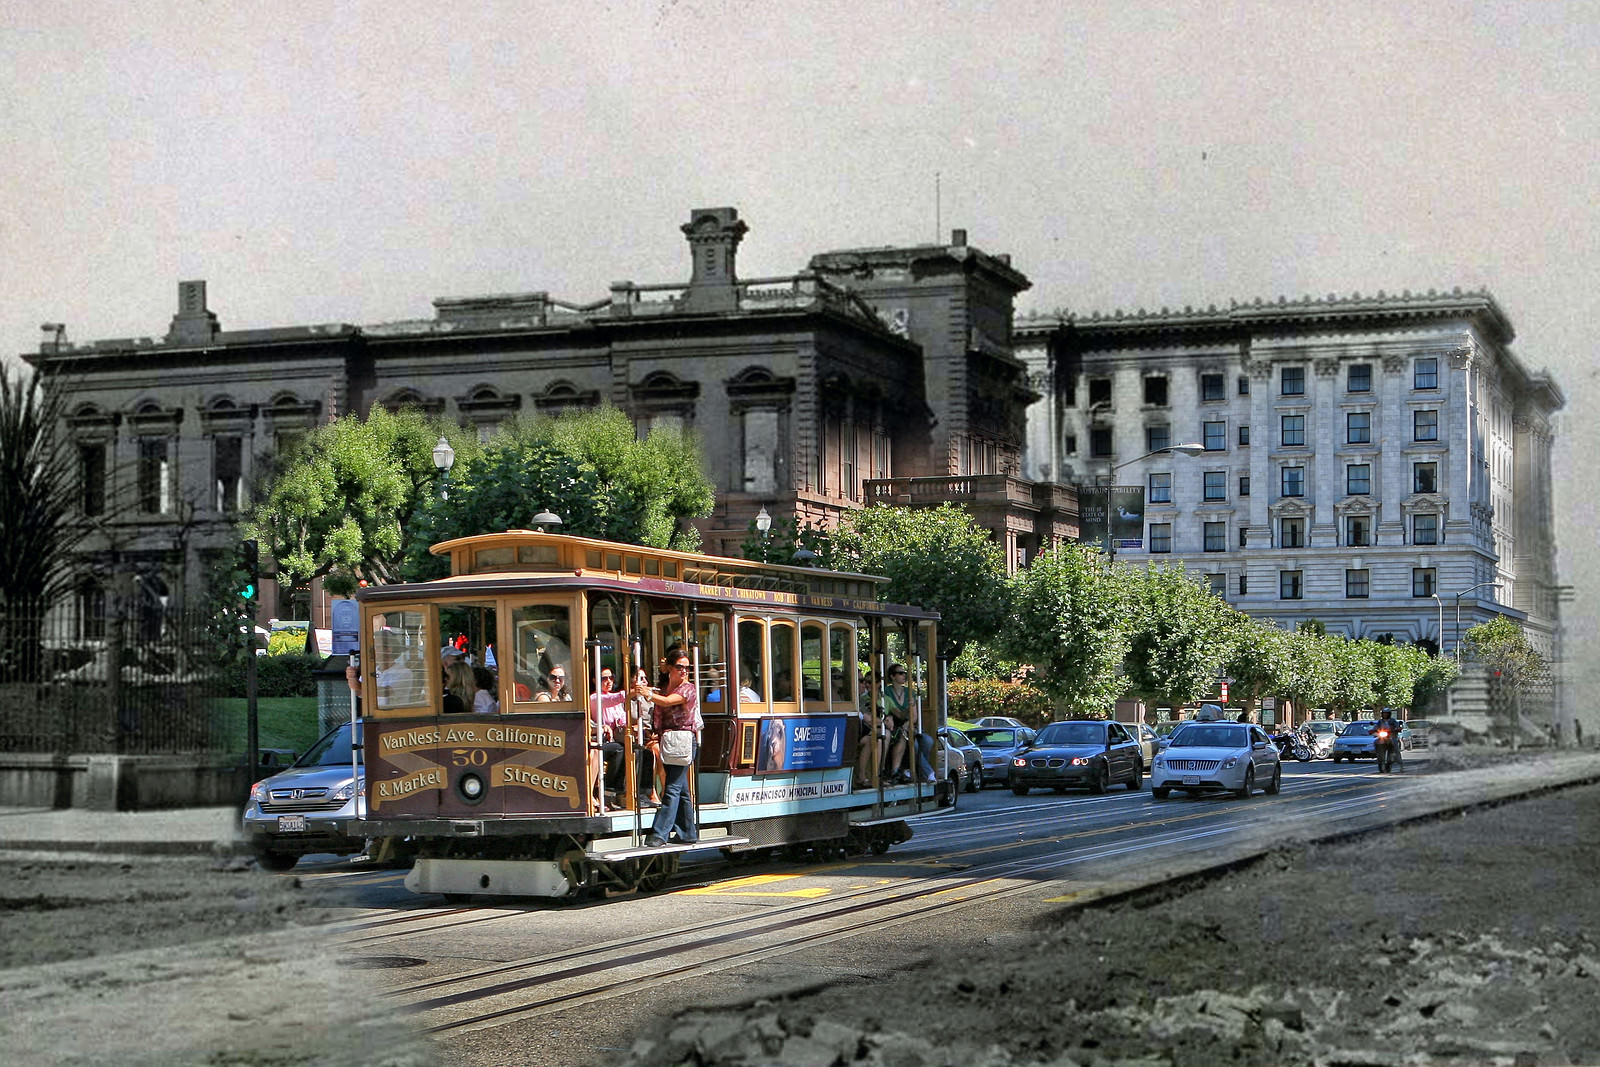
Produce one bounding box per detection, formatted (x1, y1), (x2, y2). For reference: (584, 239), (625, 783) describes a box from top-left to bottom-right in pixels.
(353, 772), (1401, 1035)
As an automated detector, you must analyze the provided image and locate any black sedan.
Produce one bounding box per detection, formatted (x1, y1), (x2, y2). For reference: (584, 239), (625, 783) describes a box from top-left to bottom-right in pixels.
(1009, 719), (1144, 795)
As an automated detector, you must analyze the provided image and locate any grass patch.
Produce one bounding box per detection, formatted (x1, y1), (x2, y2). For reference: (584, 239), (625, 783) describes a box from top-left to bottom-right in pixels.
(213, 697), (323, 759)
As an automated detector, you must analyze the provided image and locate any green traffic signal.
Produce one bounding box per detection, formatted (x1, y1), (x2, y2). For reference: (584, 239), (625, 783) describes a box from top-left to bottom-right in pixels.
(240, 582), (256, 600)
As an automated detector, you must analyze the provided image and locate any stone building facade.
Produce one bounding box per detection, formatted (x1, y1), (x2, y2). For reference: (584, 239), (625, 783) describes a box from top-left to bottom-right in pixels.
(1014, 290), (1565, 661)
(26, 209), (1075, 630)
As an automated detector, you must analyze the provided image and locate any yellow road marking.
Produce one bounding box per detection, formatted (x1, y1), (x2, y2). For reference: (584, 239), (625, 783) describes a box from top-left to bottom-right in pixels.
(682, 873), (832, 898)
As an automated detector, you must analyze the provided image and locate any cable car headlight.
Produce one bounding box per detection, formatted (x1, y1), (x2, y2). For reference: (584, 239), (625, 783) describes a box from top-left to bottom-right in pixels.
(458, 772), (486, 804)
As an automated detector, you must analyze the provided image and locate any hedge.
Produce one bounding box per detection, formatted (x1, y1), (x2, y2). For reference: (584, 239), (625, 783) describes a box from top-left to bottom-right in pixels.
(223, 653), (323, 698)
(948, 678), (1055, 727)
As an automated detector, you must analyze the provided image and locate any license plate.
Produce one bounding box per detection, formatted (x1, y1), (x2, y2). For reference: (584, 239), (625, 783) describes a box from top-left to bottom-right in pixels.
(1182, 775), (1200, 786)
(276, 815), (308, 832)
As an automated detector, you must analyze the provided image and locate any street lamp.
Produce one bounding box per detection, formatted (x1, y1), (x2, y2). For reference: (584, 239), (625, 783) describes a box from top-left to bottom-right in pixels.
(1102, 443), (1206, 559)
(431, 436), (455, 500)
(755, 506), (772, 563)
(1452, 581), (1503, 662)
(1430, 593), (1444, 657)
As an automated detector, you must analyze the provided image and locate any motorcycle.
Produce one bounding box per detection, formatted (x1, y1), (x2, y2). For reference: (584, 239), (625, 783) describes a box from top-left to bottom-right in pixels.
(1271, 731), (1313, 763)
(1374, 725), (1400, 773)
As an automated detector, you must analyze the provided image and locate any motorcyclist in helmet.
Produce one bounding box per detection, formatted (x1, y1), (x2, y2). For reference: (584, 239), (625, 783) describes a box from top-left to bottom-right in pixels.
(1373, 708), (1402, 772)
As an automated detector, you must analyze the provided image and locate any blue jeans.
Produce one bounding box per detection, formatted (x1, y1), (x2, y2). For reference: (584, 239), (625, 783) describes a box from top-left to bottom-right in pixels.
(916, 732), (935, 780)
(652, 746), (698, 843)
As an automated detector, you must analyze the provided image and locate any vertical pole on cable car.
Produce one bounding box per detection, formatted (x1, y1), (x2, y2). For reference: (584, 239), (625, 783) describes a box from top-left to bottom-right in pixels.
(587, 637), (605, 814)
(908, 620), (925, 806)
(874, 621), (888, 817)
(628, 596), (644, 843)
(687, 602), (700, 807)
(350, 646), (361, 829)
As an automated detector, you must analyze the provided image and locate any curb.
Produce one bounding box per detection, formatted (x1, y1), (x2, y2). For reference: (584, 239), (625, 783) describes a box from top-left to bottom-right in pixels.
(0, 839), (249, 858)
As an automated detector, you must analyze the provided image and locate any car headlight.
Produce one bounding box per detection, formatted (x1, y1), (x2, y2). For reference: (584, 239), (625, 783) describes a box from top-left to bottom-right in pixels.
(1221, 756), (1239, 769)
(249, 780), (269, 804)
(1070, 757), (1089, 766)
(1153, 755), (1165, 767)
(330, 776), (365, 803)
(1012, 757), (1026, 768)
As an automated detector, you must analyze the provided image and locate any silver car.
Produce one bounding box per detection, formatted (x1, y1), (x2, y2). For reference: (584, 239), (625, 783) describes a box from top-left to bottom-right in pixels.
(241, 722), (366, 870)
(1150, 722), (1281, 799)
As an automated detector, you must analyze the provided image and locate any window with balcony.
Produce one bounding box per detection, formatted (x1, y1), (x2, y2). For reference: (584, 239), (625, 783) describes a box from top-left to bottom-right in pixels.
(1347, 463), (1371, 495)
(1413, 513), (1439, 545)
(1149, 472), (1172, 503)
(1146, 424), (1171, 452)
(1144, 376), (1168, 406)
(1203, 471), (1226, 501)
(1279, 517), (1305, 548)
(1414, 462), (1437, 493)
(1413, 567), (1437, 597)
(1204, 522), (1226, 552)
(1203, 421), (1226, 450)
(1347, 411), (1371, 444)
(1280, 570), (1303, 599)
(1150, 523), (1173, 553)
(1415, 409), (1439, 441)
(1281, 466), (1305, 497)
(1415, 357), (1439, 389)
(1346, 515), (1370, 546)
(1200, 373), (1225, 401)
(1281, 414), (1305, 447)
(1348, 363), (1372, 392)
(1346, 569), (1370, 598)
(1281, 366), (1305, 395)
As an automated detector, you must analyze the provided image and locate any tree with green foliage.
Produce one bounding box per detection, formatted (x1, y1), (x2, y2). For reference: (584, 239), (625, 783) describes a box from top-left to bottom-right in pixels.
(1220, 617), (1291, 722)
(1463, 615), (1547, 747)
(512, 409), (715, 550)
(402, 410), (716, 581)
(828, 504), (1009, 659)
(1002, 545), (1128, 715)
(1278, 627), (1337, 719)
(247, 407), (468, 598)
(1323, 636), (1382, 718)
(1120, 563), (1240, 712)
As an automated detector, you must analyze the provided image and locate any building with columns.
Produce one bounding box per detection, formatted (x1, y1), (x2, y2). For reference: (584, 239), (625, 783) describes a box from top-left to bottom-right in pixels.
(1014, 290), (1564, 669)
(26, 208), (1074, 631)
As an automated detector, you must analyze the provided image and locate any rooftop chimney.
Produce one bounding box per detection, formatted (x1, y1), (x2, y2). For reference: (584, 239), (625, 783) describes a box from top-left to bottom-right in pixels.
(166, 280), (220, 345)
(680, 207), (748, 313)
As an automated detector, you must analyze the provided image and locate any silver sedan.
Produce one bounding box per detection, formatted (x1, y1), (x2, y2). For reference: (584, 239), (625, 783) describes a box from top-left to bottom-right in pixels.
(1149, 722), (1281, 799)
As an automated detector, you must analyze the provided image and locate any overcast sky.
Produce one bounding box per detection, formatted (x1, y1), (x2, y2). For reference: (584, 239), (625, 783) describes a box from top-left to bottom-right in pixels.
(3, 1), (1594, 670)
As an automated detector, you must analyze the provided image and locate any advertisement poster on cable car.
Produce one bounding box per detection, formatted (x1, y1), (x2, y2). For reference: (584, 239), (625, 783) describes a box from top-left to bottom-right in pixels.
(755, 715), (849, 773)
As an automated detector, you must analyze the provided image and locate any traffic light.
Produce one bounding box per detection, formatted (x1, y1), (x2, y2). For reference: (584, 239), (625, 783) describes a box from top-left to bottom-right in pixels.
(238, 539), (259, 601)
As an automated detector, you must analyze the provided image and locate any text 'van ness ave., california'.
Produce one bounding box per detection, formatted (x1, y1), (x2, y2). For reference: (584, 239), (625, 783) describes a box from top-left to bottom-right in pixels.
(380, 724), (566, 754)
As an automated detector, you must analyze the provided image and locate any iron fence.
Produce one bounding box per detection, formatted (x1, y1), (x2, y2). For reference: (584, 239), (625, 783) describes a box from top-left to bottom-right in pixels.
(0, 600), (235, 755)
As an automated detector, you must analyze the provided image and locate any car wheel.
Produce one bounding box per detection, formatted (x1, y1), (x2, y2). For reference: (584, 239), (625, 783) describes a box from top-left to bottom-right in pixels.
(1127, 761), (1143, 790)
(1234, 766), (1255, 799)
(1152, 786), (1171, 799)
(254, 849), (299, 872)
(1089, 762), (1109, 795)
(1011, 782), (1030, 796)
(939, 773), (959, 808)
(1265, 764), (1282, 795)
(966, 765), (983, 793)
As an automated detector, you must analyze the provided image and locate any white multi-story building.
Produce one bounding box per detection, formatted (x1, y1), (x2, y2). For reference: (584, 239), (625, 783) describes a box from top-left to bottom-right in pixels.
(1015, 290), (1564, 664)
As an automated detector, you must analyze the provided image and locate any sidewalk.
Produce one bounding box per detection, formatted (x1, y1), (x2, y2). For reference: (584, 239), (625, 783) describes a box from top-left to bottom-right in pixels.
(0, 805), (244, 856)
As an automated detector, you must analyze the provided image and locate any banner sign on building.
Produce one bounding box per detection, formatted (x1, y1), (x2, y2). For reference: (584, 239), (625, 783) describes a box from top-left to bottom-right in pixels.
(1076, 485), (1147, 551)
(755, 715), (850, 774)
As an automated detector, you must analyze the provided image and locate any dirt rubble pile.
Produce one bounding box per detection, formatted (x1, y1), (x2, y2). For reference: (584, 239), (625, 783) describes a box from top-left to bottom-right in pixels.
(617, 758), (1600, 1067)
